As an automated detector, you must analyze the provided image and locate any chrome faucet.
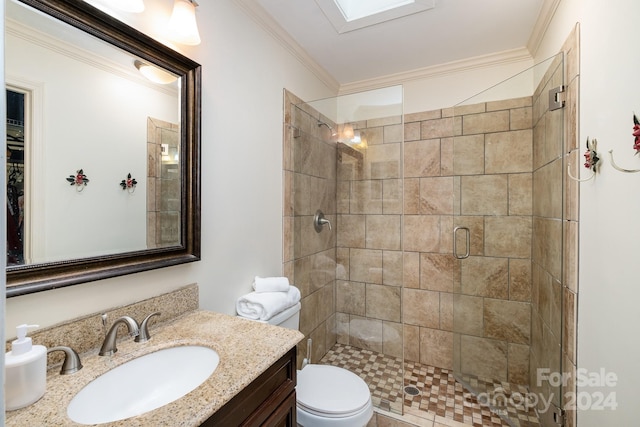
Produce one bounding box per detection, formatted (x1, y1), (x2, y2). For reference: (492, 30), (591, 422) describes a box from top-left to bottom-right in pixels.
(135, 312), (161, 343)
(47, 346), (83, 374)
(99, 316), (139, 356)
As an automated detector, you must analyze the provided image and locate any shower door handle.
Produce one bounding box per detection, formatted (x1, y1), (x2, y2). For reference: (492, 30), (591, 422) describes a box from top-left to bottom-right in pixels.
(453, 226), (470, 259)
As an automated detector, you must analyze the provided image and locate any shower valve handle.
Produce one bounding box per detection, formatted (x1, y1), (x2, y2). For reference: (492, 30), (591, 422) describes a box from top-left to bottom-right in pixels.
(313, 210), (332, 233)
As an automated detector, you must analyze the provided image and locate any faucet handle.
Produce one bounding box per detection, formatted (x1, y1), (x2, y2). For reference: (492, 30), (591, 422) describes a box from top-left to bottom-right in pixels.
(135, 312), (161, 343)
(99, 316), (139, 356)
(313, 210), (332, 233)
(48, 346), (83, 375)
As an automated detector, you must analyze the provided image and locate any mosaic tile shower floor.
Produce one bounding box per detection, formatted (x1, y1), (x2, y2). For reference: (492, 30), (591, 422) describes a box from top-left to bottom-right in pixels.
(320, 344), (540, 427)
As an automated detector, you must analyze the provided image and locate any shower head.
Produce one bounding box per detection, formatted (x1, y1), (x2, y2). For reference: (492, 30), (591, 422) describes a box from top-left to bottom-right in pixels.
(317, 121), (337, 137)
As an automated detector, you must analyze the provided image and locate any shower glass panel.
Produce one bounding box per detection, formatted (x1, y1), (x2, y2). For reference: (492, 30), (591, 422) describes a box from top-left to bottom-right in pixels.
(452, 53), (564, 427)
(291, 85), (405, 415)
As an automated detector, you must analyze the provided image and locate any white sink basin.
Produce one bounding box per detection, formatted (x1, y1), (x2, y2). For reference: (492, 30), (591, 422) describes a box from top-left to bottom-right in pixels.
(67, 346), (219, 425)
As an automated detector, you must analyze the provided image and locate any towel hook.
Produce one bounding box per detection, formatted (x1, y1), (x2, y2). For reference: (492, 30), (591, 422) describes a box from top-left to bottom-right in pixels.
(568, 137), (599, 182)
(606, 113), (640, 173)
(608, 149), (640, 173)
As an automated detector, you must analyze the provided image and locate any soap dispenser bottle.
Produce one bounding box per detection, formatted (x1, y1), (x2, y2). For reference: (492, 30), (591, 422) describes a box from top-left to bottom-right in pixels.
(5, 324), (47, 410)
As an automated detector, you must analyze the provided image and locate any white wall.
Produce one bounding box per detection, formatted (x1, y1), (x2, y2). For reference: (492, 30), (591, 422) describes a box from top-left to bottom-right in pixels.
(576, 2), (640, 426)
(189, 0), (335, 316)
(535, 0), (640, 425)
(4, 0), (334, 336)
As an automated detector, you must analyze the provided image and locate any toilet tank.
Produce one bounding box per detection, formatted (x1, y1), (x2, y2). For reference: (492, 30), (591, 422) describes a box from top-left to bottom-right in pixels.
(237, 302), (301, 330)
(265, 303), (300, 330)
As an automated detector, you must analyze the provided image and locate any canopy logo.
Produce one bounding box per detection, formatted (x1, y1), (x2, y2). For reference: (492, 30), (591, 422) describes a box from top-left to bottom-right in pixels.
(471, 368), (618, 414)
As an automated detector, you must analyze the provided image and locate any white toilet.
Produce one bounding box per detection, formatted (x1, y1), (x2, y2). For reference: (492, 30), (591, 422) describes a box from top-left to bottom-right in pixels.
(238, 303), (374, 427)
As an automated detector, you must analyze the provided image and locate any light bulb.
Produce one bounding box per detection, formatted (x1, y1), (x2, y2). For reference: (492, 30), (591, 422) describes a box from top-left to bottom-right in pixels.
(342, 124), (355, 140)
(134, 61), (178, 85)
(168, 0), (201, 46)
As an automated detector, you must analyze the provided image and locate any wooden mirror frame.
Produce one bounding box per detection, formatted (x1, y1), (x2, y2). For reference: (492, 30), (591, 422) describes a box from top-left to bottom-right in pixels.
(6, 0), (201, 297)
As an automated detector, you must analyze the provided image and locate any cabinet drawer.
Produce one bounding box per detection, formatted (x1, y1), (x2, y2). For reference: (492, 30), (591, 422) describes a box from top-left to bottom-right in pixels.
(201, 347), (296, 426)
(261, 390), (296, 427)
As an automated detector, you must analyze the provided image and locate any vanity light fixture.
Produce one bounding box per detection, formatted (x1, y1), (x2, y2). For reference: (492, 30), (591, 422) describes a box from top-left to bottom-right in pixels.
(134, 60), (178, 84)
(168, 0), (201, 46)
(341, 123), (355, 141)
(337, 123), (367, 149)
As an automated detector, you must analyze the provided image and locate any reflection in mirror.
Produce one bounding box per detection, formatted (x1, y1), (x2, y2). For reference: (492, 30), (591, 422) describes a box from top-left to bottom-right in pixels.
(6, 88), (25, 266)
(7, 0), (180, 264)
(147, 117), (180, 248)
(6, 0), (201, 296)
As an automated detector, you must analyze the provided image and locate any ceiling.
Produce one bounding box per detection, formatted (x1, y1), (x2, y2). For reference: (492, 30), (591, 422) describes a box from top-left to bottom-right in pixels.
(242, 0), (550, 88)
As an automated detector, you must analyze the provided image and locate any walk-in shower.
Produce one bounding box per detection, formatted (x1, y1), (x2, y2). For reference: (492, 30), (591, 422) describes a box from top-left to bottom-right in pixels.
(283, 44), (576, 427)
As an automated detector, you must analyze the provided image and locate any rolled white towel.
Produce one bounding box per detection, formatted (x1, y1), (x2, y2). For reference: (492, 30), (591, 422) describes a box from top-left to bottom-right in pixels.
(236, 286), (301, 321)
(252, 276), (290, 293)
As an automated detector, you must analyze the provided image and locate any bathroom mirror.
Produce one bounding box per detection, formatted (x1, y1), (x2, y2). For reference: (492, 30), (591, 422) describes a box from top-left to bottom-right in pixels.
(5, 0), (201, 296)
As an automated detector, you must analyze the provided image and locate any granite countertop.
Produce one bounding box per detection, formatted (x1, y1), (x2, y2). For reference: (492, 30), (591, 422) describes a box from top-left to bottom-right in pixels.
(5, 310), (304, 426)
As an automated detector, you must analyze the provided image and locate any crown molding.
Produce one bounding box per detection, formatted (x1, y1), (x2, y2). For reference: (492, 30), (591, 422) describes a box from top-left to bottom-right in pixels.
(233, 1), (544, 96)
(339, 47), (533, 95)
(527, 0), (562, 57)
(233, 0), (340, 93)
(6, 18), (177, 97)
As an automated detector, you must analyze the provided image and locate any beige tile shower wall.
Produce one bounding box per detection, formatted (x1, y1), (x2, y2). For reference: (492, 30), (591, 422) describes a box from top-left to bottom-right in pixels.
(147, 117), (180, 248)
(329, 100), (536, 381)
(404, 98), (534, 385)
(335, 116), (405, 360)
(283, 90), (338, 367)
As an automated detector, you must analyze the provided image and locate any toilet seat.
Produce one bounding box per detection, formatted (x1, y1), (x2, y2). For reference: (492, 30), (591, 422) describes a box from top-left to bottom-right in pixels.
(296, 365), (371, 418)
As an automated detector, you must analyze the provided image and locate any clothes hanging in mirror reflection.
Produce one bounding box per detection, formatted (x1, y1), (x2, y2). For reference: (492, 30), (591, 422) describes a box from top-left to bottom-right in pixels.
(7, 167), (24, 266)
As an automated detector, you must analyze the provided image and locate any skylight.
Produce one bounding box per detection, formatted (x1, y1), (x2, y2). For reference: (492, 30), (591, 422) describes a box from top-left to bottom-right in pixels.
(315, 0), (435, 33)
(333, 0), (416, 22)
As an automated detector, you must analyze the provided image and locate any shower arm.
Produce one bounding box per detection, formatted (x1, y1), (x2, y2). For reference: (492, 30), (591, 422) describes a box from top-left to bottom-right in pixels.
(317, 121), (336, 136)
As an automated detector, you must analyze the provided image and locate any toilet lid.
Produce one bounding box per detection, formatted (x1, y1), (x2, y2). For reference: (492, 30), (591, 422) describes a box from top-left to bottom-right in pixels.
(297, 365), (371, 417)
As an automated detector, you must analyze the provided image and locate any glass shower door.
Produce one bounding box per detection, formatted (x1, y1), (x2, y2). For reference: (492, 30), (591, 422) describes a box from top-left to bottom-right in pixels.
(452, 54), (565, 427)
(290, 86), (405, 415)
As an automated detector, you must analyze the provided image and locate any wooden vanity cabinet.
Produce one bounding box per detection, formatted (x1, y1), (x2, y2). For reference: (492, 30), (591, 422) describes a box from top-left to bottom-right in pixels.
(201, 347), (297, 427)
